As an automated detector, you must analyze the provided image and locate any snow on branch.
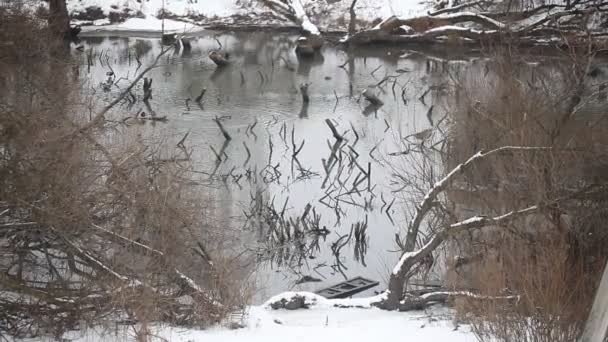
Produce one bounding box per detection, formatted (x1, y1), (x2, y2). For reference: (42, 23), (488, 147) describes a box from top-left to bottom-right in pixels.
(392, 204), (539, 276)
(380, 146), (553, 310)
(429, 1), (486, 16)
(396, 290), (520, 311)
(91, 224), (222, 307)
(347, 1), (607, 46)
(401, 146), (550, 253)
(260, 0), (320, 35)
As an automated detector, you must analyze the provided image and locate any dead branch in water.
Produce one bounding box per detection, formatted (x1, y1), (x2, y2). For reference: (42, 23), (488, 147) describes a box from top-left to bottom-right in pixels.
(325, 119), (344, 141)
(195, 87), (207, 103)
(76, 47), (172, 134)
(213, 116), (232, 141)
(300, 82), (311, 103)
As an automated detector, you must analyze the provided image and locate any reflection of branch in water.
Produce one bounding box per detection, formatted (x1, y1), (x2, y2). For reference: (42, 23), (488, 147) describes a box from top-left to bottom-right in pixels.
(210, 64), (229, 81)
(290, 125), (305, 175)
(353, 215), (368, 267)
(242, 141), (251, 166)
(210, 139), (230, 176)
(299, 101), (309, 118)
(362, 102), (382, 117)
(331, 229), (353, 280)
(213, 116), (232, 141)
(245, 194), (330, 272)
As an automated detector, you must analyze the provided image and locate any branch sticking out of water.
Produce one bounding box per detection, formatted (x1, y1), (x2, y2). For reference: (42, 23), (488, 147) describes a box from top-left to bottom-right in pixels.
(325, 119), (343, 141)
(300, 83), (311, 103)
(213, 116), (232, 141)
(195, 88), (207, 103)
(242, 141), (251, 166)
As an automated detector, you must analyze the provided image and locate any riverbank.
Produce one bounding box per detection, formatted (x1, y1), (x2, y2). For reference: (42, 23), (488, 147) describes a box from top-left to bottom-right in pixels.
(69, 0), (428, 33)
(57, 293), (476, 342)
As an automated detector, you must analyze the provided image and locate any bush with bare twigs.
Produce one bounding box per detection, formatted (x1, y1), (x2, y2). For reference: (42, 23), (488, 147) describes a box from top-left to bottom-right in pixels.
(445, 45), (608, 342)
(0, 7), (251, 339)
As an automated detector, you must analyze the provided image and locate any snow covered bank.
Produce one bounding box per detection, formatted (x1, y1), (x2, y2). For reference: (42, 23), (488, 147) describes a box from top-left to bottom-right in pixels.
(80, 17), (203, 34)
(58, 293), (476, 342)
(68, 0), (430, 32)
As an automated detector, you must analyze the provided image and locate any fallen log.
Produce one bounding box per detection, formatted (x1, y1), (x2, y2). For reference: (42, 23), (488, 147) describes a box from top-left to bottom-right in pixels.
(344, 3), (606, 46)
(394, 291), (519, 311)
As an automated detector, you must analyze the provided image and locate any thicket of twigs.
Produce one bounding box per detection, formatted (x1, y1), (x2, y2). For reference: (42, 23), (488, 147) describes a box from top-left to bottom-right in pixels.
(0, 8), (250, 339)
(446, 44), (608, 341)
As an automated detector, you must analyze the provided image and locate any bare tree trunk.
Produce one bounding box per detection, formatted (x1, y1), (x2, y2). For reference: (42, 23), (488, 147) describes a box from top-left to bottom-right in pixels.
(49, 0), (70, 40)
(348, 0), (358, 36)
(381, 147), (553, 310)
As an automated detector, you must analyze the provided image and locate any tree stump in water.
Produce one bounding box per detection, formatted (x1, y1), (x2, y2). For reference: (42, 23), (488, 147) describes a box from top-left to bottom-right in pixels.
(295, 36), (322, 57)
(299, 83), (311, 104)
(209, 51), (230, 67)
(143, 77), (153, 102)
(295, 37), (314, 56)
(162, 33), (176, 45)
(181, 37), (191, 52)
(362, 88), (383, 106)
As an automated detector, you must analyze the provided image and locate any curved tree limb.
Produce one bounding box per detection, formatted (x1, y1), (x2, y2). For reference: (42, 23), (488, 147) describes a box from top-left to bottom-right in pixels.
(380, 146), (553, 310)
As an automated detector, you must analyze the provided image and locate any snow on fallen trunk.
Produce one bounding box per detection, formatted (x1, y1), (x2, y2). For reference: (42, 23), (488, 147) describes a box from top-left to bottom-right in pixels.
(290, 0), (320, 35)
(260, 0), (320, 36)
(264, 291), (389, 310)
(347, 11), (507, 44)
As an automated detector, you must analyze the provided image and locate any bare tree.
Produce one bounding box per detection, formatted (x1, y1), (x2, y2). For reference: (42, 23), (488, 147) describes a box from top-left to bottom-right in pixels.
(48, 0), (70, 39)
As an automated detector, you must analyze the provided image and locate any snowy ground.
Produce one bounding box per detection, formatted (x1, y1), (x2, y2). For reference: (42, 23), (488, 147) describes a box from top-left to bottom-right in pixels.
(79, 17), (204, 34)
(67, 0), (430, 32)
(55, 293), (477, 342)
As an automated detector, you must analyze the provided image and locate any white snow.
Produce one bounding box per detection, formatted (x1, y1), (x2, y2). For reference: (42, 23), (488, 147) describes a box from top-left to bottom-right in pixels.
(436, 11), (506, 29)
(302, 20), (321, 35)
(56, 292), (476, 342)
(262, 291), (389, 309)
(116, 17), (200, 33)
(68, 0), (241, 19)
(450, 215), (485, 228)
(392, 251), (418, 275)
(79, 17), (202, 34)
(424, 25), (492, 34)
